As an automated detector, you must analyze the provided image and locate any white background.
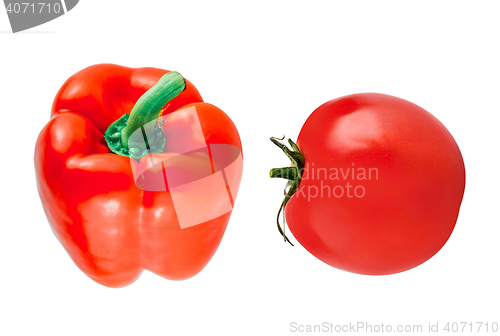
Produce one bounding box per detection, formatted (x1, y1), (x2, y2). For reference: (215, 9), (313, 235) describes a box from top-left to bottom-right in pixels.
(1, 1), (499, 335)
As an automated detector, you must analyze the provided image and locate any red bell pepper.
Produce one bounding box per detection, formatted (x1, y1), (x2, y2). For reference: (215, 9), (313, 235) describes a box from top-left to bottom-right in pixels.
(34, 64), (243, 287)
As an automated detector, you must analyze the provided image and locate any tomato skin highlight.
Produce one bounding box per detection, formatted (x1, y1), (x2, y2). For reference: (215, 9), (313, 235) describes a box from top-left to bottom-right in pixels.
(285, 93), (465, 275)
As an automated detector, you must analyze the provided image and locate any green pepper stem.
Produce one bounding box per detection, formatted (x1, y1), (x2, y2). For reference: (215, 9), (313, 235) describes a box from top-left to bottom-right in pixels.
(121, 71), (186, 148)
(104, 71), (186, 160)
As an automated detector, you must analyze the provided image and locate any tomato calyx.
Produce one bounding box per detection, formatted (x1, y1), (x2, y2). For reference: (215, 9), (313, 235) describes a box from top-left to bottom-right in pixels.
(269, 136), (305, 246)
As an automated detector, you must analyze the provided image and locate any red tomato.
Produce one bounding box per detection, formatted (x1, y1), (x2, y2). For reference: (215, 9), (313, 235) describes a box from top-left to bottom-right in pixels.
(271, 93), (465, 275)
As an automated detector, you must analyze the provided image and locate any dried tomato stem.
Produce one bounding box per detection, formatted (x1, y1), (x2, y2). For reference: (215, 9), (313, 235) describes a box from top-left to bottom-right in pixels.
(269, 136), (305, 246)
(269, 167), (298, 180)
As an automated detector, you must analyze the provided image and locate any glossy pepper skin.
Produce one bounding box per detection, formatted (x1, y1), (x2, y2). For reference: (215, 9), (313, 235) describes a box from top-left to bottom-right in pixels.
(35, 64), (242, 287)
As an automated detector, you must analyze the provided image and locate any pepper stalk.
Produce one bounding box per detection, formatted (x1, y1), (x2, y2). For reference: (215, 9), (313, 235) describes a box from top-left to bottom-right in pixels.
(103, 71), (186, 160)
